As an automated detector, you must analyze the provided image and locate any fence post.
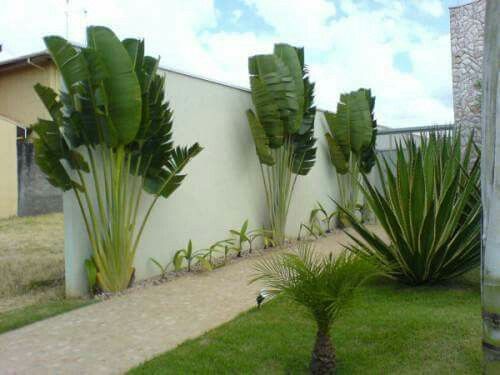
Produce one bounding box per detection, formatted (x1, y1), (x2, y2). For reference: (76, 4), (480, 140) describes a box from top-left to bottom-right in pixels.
(480, 0), (500, 372)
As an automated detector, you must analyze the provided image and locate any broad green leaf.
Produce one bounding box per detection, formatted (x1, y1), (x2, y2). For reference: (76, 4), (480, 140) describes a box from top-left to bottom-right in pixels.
(325, 133), (348, 174)
(87, 26), (142, 145)
(246, 109), (274, 165)
(43, 36), (89, 92)
(274, 43), (304, 133)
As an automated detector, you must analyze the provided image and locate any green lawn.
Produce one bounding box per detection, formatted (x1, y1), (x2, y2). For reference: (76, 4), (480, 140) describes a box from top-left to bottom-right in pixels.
(0, 298), (92, 334)
(130, 276), (481, 374)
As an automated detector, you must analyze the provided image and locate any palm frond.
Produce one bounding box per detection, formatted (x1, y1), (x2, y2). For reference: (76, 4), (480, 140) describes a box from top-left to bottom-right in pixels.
(251, 243), (373, 330)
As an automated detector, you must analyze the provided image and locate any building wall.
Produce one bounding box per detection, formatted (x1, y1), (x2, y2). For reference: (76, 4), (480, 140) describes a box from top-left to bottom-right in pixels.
(450, 0), (486, 143)
(0, 116), (18, 218)
(0, 61), (59, 126)
(17, 141), (63, 216)
(0, 61), (62, 218)
(63, 68), (340, 296)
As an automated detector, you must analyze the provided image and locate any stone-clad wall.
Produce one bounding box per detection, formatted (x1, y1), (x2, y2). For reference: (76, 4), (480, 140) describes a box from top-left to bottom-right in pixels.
(449, 0), (486, 143)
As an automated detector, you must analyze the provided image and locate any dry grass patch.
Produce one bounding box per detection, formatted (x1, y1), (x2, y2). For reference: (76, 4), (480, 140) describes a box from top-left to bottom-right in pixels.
(0, 213), (64, 300)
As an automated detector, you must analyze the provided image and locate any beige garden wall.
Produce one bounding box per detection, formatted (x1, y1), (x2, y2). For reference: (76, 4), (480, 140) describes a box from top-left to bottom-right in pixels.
(63, 68), (341, 296)
(0, 116), (18, 218)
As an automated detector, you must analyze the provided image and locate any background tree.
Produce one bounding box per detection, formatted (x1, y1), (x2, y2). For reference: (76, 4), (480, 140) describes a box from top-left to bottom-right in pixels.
(32, 26), (201, 293)
(246, 43), (316, 245)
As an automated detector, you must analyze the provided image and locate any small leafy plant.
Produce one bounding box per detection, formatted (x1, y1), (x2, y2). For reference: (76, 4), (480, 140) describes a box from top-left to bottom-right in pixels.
(251, 227), (277, 249)
(298, 202), (336, 240)
(230, 220), (252, 257)
(202, 239), (235, 266)
(149, 258), (171, 280)
(313, 202), (336, 233)
(230, 220), (276, 256)
(172, 240), (211, 272)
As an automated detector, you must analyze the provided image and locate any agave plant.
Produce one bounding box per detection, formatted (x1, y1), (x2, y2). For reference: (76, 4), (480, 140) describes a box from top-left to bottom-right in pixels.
(325, 89), (377, 226)
(251, 244), (372, 374)
(342, 132), (481, 285)
(246, 43), (316, 245)
(31, 26), (201, 293)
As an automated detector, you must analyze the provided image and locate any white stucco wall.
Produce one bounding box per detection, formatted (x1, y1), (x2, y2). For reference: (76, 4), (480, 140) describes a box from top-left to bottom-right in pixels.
(64, 68), (340, 296)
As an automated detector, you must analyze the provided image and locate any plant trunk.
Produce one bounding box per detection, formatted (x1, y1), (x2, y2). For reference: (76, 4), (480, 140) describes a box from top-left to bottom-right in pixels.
(481, 0), (500, 373)
(310, 330), (336, 375)
(261, 141), (295, 246)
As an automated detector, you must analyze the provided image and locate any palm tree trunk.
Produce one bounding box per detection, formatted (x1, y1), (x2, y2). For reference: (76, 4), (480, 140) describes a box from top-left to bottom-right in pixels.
(481, 0), (500, 373)
(310, 329), (336, 375)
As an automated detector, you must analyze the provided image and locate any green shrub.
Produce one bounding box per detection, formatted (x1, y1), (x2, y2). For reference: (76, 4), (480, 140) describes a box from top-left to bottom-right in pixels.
(343, 132), (481, 285)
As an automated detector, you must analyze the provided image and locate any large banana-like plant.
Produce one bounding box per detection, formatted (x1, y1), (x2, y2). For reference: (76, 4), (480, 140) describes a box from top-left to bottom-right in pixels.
(325, 89), (377, 225)
(246, 43), (316, 245)
(32, 26), (202, 293)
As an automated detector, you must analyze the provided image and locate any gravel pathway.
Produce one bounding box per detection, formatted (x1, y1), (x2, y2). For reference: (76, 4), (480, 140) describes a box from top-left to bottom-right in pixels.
(0, 226), (383, 374)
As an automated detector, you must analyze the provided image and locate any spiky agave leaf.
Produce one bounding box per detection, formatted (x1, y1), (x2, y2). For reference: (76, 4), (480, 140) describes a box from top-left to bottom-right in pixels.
(342, 132), (480, 285)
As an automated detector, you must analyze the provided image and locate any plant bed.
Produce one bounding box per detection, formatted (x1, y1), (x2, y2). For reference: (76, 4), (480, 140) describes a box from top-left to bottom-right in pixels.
(130, 272), (480, 374)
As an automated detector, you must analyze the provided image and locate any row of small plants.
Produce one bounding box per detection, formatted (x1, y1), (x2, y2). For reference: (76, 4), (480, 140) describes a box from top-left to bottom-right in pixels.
(149, 220), (275, 278)
(156, 196), (370, 277)
(297, 199), (371, 240)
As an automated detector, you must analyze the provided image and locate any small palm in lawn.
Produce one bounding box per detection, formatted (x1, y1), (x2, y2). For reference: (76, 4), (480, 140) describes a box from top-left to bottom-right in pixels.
(251, 244), (372, 374)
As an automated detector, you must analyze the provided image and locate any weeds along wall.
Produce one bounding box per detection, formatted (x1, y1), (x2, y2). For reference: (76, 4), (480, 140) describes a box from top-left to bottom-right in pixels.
(63, 67), (340, 297)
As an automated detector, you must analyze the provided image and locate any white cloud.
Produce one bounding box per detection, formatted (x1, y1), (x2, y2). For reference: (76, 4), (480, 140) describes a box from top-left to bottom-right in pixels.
(244, 0), (337, 50)
(412, 0), (445, 17)
(0, 0), (218, 74)
(231, 9), (243, 23)
(0, 0), (453, 126)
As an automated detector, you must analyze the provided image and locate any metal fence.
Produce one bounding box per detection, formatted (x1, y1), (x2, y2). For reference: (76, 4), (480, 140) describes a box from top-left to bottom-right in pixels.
(373, 124), (456, 182)
(376, 123), (455, 152)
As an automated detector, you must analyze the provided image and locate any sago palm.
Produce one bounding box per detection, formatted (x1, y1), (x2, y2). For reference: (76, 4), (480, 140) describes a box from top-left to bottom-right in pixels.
(252, 244), (372, 374)
(32, 26), (201, 293)
(246, 44), (317, 245)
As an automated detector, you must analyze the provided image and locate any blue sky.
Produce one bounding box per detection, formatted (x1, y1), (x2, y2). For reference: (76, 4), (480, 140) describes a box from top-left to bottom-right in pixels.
(0, 0), (467, 127)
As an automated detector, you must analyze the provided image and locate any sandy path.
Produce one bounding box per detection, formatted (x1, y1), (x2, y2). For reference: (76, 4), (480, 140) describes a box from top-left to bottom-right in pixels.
(0, 225), (384, 375)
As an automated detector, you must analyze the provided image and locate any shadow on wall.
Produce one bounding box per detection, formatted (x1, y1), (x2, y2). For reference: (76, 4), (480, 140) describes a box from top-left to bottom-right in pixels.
(17, 139), (62, 216)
